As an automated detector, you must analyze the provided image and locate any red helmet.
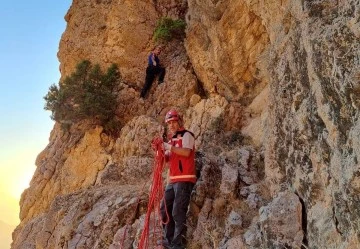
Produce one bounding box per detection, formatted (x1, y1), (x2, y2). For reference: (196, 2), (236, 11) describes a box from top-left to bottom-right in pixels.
(165, 110), (180, 123)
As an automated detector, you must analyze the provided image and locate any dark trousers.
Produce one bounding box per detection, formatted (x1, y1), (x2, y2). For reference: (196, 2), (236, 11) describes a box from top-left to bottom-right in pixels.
(140, 66), (165, 98)
(160, 182), (194, 249)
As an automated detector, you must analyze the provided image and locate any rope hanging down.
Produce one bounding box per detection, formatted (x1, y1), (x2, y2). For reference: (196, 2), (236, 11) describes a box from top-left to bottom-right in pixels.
(138, 137), (168, 249)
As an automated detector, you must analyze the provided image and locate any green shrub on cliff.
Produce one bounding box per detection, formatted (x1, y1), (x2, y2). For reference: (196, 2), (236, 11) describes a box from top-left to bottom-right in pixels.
(153, 17), (186, 42)
(44, 60), (120, 131)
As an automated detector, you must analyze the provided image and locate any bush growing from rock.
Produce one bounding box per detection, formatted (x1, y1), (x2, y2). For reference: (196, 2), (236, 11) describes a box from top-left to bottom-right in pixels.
(153, 17), (186, 42)
(44, 60), (121, 133)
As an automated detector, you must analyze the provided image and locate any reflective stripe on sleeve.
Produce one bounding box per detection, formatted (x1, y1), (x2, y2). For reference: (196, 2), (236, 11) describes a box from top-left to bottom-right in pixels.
(170, 175), (196, 180)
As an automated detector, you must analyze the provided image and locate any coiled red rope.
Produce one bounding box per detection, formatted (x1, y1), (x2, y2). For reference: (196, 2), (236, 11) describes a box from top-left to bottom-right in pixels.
(137, 137), (168, 249)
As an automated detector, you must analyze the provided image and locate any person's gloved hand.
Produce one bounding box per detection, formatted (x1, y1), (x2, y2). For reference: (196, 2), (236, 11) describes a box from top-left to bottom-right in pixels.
(163, 142), (172, 151)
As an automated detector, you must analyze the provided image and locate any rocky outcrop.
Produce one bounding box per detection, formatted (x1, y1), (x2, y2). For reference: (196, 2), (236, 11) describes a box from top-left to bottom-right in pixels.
(12, 0), (360, 248)
(13, 185), (145, 249)
(263, 1), (360, 248)
(186, 0), (269, 102)
(245, 192), (303, 248)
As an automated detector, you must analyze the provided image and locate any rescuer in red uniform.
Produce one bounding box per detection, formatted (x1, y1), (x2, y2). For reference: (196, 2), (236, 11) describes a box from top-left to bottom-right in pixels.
(160, 109), (196, 249)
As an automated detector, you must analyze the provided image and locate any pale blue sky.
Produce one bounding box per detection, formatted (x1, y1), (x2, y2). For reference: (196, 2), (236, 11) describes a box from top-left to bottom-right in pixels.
(0, 0), (72, 229)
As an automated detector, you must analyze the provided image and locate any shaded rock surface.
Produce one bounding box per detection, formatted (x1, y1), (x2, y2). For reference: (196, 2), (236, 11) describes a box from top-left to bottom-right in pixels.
(12, 0), (360, 249)
(244, 191), (303, 248)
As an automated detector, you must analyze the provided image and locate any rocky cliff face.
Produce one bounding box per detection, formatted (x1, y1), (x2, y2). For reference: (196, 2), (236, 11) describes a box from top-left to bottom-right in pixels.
(12, 0), (360, 249)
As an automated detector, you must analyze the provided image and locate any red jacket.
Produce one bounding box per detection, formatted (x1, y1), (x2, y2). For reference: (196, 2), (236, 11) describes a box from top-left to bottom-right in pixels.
(168, 129), (196, 184)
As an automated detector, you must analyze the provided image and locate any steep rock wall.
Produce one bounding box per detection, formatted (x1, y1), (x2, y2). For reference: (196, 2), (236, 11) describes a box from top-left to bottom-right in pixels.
(12, 0), (360, 249)
(186, 0), (269, 103)
(264, 1), (360, 248)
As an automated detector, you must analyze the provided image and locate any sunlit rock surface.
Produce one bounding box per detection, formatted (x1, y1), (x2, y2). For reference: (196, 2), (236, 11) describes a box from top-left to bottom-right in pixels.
(12, 0), (360, 248)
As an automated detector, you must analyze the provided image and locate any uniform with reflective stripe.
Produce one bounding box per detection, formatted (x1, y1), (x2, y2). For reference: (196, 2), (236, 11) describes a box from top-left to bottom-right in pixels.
(168, 129), (196, 184)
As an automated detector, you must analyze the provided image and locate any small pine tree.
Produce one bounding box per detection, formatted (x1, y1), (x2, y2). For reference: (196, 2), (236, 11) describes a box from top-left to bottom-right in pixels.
(153, 17), (186, 42)
(44, 60), (121, 133)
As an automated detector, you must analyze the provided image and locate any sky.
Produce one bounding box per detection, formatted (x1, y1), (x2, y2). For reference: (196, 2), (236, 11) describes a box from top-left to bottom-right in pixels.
(0, 0), (71, 247)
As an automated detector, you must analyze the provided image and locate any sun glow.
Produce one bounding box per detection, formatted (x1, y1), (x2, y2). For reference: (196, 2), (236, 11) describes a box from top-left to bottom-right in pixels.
(4, 165), (35, 200)
(0, 149), (37, 225)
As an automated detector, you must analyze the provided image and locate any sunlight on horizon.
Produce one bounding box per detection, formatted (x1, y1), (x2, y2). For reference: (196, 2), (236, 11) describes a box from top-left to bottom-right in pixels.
(0, 145), (47, 226)
(0, 1), (71, 248)
(0, 191), (20, 226)
(0, 163), (36, 200)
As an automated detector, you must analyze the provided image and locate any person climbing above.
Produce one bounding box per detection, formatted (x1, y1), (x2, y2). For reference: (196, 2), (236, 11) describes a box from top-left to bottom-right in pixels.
(140, 45), (166, 98)
(160, 109), (196, 249)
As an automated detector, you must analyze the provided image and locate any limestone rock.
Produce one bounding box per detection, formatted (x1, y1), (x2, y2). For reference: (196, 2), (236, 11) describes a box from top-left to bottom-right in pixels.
(185, 95), (229, 147)
(243, 217), (261, 248)
(258, 191), (303, 248)
(225, 211), (242, 237)
(191, 198), (214, 248)
(12, 1), (360, 249)
(114, 115), (162, 159)
(242, 85), (269, 147)
(220, 164), (238, 195)
(186, 0), (269, 101)
(219, 235), (247, 249)
(13, 186), (143, 249)
(59, 0), (158, 84)
(20, 124), (114, 223)
(189, 94), (201, 107)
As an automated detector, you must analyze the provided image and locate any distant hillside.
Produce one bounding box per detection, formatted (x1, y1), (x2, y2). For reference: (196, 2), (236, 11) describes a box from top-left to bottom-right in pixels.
(0, 220), (14, 249)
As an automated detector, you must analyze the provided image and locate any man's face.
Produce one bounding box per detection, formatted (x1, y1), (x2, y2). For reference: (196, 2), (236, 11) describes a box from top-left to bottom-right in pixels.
(154, 47), (161, 55)
(167, 120), (180, 135)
